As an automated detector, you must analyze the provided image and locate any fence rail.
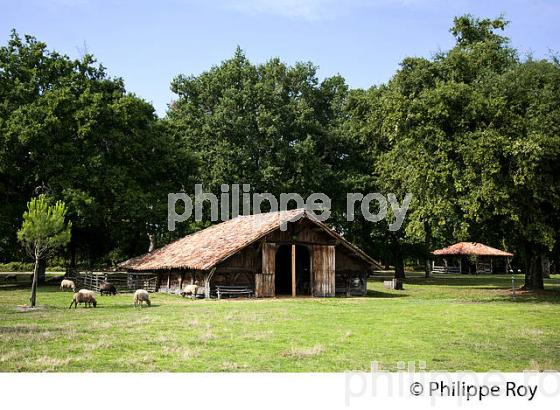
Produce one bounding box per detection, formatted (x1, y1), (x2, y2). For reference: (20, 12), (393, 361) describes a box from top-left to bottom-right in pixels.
(476, 262), (493, 274)
(431, 264), (462, 274)
(68, 271), (158, 293)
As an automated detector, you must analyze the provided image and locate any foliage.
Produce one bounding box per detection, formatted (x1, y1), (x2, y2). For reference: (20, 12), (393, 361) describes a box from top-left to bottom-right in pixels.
(17, 195), (71, 260)
(0, 31), (197, 265)
(167, 47), (349, 206)
(1, 15), (559, 289)
(0, 262), (35, 272)
(346, 15), (560, 286)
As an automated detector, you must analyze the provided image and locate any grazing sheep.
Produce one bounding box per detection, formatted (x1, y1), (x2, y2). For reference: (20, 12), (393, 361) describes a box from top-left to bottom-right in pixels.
(69, 289), (97, 308)
(133, 289), (151, 307)
(180, 284), (198, 299)
(60, 279), (76, 292)
(99, 282), (117, 295)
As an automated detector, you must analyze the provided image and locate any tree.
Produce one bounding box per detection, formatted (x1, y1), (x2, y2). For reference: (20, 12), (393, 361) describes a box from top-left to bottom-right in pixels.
(167, 48), (348, 207)
(17, 195), (71, 307)
(367, 15), (519, 278)
(459, 59), (560, 289)
(0, 31), (197, 266)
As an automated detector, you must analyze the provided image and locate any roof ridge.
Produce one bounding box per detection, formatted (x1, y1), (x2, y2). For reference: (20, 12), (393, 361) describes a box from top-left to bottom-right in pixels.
(119, 208), (379, 271)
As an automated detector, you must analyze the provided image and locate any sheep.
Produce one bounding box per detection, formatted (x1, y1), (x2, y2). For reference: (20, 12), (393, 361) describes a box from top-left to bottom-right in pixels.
(69, 289), (97, 308)
(180, 284), (198, 299)
(99, 282), (117, 295)
(133, 289), (151, 307)
(60, 279), (76, 292)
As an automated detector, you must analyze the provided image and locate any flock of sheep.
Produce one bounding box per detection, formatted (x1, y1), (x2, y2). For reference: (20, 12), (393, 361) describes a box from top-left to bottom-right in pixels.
(60, 279), (152, 308)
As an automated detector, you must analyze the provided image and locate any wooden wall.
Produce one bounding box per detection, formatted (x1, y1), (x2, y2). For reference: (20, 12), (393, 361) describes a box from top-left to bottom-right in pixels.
(157, 270), (205, 293)
(255, 242), (275, 297)
(312, 245), (335, 297)
(154, 219), (372, 297)
(334, 248), (370, 296)
(266, 219), (337, 246)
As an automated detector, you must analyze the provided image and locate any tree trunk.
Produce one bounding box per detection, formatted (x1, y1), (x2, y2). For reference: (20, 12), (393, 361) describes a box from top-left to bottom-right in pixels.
(148, 233), (156, 253)
(393, 242), (405, 279)
(29, 257), (39, 308)
(541, 255), (551, 279)
(522, 247), (545, 291)
(423, 221), (432, 278)
(523, 243), (533, 289)
(69, 239), (77, 272)
(37, 257), (47, 285)
(532, 254), (545, 290)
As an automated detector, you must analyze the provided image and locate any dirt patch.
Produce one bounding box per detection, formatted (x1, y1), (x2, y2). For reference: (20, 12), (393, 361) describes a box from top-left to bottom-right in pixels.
(15, 305), (48, 313)
(220, 361), (249, 370)
(0, 324), (39, 334)
(283, 344), (325, 359)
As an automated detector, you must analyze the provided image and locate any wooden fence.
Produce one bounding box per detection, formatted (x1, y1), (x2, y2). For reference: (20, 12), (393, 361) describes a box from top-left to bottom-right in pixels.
(68, 271), (158, 293)
(475, 262), (493, 274)
(431, 261), (462, 274)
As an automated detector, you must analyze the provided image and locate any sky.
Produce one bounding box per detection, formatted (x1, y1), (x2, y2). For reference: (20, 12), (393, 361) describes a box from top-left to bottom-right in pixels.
(1, 0), (559, 116)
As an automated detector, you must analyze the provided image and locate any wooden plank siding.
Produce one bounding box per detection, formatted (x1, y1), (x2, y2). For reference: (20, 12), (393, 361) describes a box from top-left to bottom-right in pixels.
(133, 214), (374, 298)
(312, 245), (335, 297)
(255, 242), (276, 297)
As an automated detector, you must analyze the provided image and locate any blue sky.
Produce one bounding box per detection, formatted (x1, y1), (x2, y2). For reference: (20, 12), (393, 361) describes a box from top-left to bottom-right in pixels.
(1, 0), (559, 116)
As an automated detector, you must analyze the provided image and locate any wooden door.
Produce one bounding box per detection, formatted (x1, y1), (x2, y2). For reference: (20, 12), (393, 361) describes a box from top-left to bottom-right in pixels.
(312, 245), (335, 297)
(255, 242), (276, 297)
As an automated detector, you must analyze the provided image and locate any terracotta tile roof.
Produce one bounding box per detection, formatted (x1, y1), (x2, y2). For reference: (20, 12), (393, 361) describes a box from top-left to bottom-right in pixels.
(432, 242), (513, 257)
(120, 209), (381, 271)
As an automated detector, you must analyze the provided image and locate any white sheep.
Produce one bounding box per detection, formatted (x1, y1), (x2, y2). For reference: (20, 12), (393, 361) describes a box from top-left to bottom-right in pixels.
(69, 289), (97, 308)
(60, 279), (76, 292)
(180, 284), (198, 299)
(133, 289), (151, 307)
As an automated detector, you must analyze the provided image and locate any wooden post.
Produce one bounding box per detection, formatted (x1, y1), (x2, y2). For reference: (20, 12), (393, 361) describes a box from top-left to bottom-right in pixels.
(291, 244), (296, 297)
(205, 267), (216, 299)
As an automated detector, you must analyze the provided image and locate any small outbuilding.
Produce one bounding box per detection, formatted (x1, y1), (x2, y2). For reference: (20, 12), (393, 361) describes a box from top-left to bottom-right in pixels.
(431, 242), (513, 274)
(120, 209), (381, 298)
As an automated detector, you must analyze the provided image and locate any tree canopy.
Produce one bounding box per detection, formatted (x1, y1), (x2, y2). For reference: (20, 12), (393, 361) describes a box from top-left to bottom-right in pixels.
(1, 15), (559, 289)
(0, 31), (196, 266)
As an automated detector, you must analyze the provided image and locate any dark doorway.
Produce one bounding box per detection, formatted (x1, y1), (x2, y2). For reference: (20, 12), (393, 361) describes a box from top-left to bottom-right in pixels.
(275, 245), (311, 296)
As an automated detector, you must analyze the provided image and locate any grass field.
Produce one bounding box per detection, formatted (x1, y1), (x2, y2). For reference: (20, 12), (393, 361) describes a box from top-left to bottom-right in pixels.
(1, 273), (559, 372)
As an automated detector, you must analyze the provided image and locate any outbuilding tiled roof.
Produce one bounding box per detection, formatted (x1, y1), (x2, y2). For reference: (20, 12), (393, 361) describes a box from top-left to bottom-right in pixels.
(432, 242), (513, 257)
(120, 209), (381, 271)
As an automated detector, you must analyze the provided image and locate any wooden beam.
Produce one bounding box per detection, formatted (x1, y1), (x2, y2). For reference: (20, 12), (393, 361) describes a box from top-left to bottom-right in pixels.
(269, 239), (337, 246)
(204, 267), (216, 299)
(291, 244), (296, 297)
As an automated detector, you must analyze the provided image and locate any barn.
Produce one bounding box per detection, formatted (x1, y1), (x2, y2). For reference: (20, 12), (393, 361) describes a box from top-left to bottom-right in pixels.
(120, 209), (380, 298)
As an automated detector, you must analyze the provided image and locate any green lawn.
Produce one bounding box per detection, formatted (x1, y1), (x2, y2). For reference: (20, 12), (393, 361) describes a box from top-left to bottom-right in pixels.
(1, 273), (559, 372)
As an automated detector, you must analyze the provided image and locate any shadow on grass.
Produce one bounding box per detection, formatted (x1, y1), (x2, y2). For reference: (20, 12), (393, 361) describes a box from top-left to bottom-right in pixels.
(65, 304), (161, 310)
(365, 289), (408, 299)
(373, 273), (559, 287)
(501, 290), (560, 304)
